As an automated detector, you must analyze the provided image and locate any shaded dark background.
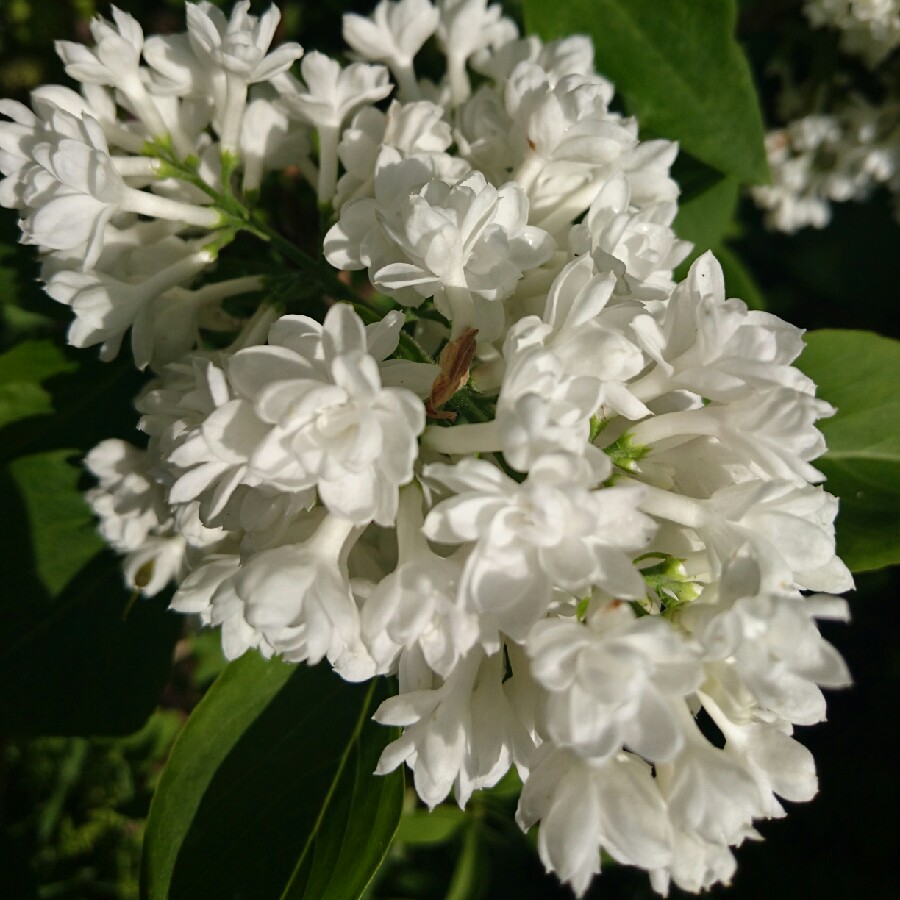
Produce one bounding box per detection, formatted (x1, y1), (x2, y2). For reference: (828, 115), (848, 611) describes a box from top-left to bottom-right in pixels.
(0, 1), (897, 897)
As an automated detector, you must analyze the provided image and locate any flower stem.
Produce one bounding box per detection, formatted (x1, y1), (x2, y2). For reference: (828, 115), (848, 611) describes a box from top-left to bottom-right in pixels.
(122, 186), (223, 228)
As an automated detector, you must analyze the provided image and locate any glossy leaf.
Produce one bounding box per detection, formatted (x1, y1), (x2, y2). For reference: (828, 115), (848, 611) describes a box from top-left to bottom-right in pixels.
(0, 340), (74, 430)
(445, 822), (489, 900)
(0, 351), (143, 465)
(142, 655), (403, 900)
(524, 0), (768, 184)
(7, 449), (103, 596)
(673, 155), (740, 274)
(798, 329), (900, 572)
(280, 704), (402, 900)
(395, 805), (467, 847)
(0, 547), (181, 735)
(0, 222), (55, 344)
(0, 342), (179, 735)
(715, 244), (766, 310)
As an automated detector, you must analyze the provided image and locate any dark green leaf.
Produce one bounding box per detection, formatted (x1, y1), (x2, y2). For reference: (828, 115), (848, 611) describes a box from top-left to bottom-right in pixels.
(798, 330), (900, 572)
(673, 155), (740, 274)
(0, 344), (179, 735)
(482, 766), (523, 799)
(142, 656), (404, 900)
(715, 244), (766, 310)
(142, 653), (293, 900)
(524, 0), (769, 183)
(814, 457), (900, 574)
(395, 805), (467, 847)
(6, 449), (103, 596)
(0, 219), (56, 347)
(0, 350), (143, 466)
(280, 684), (403, 900)
(445, 822), (489, 900)
(0, 340), (74, 430)
(0, 540), (181, 736)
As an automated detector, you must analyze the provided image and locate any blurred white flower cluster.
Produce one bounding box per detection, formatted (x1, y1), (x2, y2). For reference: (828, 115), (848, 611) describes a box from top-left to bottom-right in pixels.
(753, 2), (900, 232)
(752, 90), (900, 232)
(804, 0), (900, 66)
(1, 1), (852, 895)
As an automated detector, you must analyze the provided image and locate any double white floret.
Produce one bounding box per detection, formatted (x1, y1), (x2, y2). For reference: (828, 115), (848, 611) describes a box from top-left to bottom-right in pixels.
(326, 156), (555, 338)
(162, 304), (427, 527)
(343, 0), (439, 100)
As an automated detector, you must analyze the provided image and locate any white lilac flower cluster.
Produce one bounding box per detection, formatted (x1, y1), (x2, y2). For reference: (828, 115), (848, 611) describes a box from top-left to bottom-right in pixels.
(752, 2), (900, 233)
(804, 0), (900, 66)
(752, 89), (900, 232)
(1, 1), (852, 895)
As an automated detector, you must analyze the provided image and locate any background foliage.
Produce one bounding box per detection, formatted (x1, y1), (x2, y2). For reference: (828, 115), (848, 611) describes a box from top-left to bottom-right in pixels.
(0, 1), (897, 898)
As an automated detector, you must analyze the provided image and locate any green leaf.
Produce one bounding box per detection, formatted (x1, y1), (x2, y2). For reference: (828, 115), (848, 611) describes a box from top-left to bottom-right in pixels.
(524, 0), (769, 184)
(0, 340), (75, 430)
(715, 244), (766, 310)
(395, 805), (467, 847)
(445, 822), (489, 900)
(7, 449), (104, 596)
(280, 698), (403, 900)
(142, 655), (404, 900)
(0, 342), (179, 735)
(0, 351), (143, 466)
(797, 330), (900, 572)
(673, 156), (740, 273)
(0, 449), (181, 735)
(482, 766), (523, 800)
(0, 221), (55, 347)
(0, 553), (180, 737)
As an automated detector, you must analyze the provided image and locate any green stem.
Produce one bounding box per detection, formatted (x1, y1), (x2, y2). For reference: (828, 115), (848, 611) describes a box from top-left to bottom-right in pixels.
(444, 819), (483, 900)
(445, 391), (490, 424)
(404, 306), (451, 326)
(155, 147), (372, 307)
(494, 451), (525, 483)
(239, 215), (371, 306)
(396, 330), (434, 364)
